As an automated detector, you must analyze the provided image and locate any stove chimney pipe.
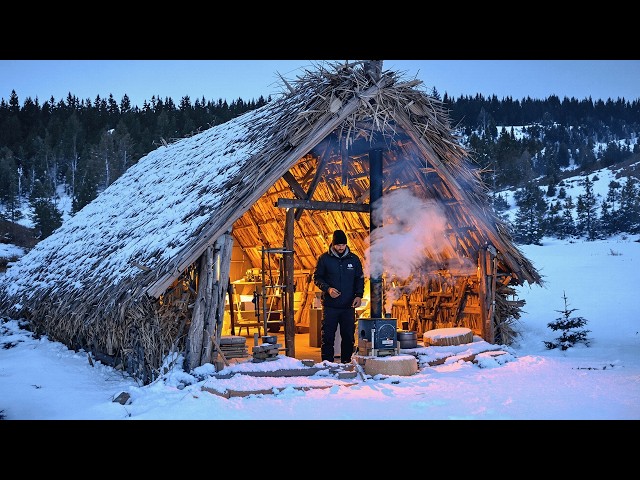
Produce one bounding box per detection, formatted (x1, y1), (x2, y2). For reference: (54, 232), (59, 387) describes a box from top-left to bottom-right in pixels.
(369, 147), (383, 319)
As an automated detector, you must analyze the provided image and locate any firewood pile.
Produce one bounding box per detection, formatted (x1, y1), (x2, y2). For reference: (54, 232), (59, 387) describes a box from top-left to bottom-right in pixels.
(219, 336), (249, 359)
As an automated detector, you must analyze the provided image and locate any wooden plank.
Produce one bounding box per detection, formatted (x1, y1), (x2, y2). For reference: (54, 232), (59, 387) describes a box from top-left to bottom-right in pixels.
(462, 305), (481, 314)
(202, 382), (358, 399)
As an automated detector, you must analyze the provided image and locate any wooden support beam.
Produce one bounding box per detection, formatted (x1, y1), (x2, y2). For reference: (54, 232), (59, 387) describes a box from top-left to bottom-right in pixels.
(340, 134), (349, 186)
(282, 171), (308, 199)
(295, 149), (329, 221)
(276, 198), (370, 213)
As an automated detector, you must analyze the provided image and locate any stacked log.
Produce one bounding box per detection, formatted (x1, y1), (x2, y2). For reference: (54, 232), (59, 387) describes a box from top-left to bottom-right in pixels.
(219, 336), (249, 359)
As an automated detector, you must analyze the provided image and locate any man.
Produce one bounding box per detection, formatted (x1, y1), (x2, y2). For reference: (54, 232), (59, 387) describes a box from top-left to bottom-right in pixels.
(313, 229), (365, 363)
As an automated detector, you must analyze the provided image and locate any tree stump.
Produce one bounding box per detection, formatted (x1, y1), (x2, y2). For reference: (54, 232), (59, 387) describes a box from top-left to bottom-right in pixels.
(423, 327), (474, 346)
(363, 355), (418, 377)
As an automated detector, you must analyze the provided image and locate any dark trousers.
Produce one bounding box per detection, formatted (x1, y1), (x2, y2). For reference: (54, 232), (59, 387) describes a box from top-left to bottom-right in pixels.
(321, 306), (356, 363)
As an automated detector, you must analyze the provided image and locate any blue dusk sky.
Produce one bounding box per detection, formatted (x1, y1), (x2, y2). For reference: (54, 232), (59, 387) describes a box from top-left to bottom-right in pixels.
(1, 60), (639, 108)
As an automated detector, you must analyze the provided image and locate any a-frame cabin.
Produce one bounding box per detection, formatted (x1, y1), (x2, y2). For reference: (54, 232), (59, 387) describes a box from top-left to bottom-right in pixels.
(0, 60), (541, 384)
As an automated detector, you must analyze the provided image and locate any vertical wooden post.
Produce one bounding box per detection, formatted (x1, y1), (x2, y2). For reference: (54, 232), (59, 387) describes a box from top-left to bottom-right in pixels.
(201, 232), (233, 366)
(184, 232), (234, 372)
(284, 207), (296, 358)
(479, 245), (497, 344)
(486, 251), (498, 344)
(185, 246), (212, 371)
(228, 280), (235, 335)
(478, 248), (487, 342)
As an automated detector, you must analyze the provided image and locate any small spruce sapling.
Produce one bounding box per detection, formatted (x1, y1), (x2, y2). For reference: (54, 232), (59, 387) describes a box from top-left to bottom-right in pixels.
(543, 291), (591, 350)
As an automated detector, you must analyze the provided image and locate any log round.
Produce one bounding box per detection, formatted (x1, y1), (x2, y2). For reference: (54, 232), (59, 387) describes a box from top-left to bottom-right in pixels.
(363, 354), (418, 377)
(423, 327), (474, 346)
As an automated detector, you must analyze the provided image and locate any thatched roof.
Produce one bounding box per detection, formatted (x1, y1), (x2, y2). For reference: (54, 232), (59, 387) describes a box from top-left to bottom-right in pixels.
(0, 60), (541, 332)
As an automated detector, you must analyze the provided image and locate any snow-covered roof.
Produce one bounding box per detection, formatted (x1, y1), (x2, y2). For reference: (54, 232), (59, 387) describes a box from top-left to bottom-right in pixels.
(1, 98), (277, 299)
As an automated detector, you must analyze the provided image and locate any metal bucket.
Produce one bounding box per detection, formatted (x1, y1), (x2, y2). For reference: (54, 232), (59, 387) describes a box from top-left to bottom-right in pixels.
(396, 330), (417, 349)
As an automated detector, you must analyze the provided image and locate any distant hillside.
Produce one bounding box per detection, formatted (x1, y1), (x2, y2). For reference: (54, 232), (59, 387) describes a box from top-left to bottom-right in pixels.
(1, 87), (639, 253)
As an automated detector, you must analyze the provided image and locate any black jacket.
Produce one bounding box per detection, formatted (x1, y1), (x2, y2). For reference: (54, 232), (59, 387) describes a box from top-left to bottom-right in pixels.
(313, 246), (365, 309)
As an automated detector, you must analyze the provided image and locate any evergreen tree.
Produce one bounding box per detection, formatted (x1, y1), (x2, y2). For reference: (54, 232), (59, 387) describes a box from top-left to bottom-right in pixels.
(545, 200), (563, 237)
(557, 186), (567, 199)
(490, 192), (511, 223)
(557, 208), (576, 239)
(617, 177), (640, 234)
(491, 192), (510, 213)
(72, 148), (100, 214)
(599, 199), (615, 237)
(512, 182), (548, 245)
(545, 182), (556, 197)
(113, 123), (134, 178)
(29, 173), (62, 240)
(32, 197), (62, 239)
(0, 148), (18, 205)
(605, 180), (621, 214)
(61, 112), (83, 199)
(96, 129), (117, 188)
(8, 89), (20, 113)
(563, 195), (575, 210)
(72, 172), (98, 214)
(575, 176), (599, 240)
(543, 291), (590, 351)
(601, 142), (625, 167)
(120, 94), (132, 114)
(577, 138), (598, 171)
(0, 149), (22, 224)
(494, 128), (522, 187)
(556, 141), (570, 168)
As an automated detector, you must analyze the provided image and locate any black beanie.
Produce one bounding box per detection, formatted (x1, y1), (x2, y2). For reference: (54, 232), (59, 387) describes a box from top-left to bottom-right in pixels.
(332, 229), (348, 245)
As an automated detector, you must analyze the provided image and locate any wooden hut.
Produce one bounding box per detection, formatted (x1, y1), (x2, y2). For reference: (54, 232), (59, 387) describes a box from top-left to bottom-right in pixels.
(0, 60), (542, 384)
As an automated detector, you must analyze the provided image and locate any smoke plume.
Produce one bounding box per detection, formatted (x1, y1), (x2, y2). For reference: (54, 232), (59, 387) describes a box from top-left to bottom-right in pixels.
(362, 188), (475, 313)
